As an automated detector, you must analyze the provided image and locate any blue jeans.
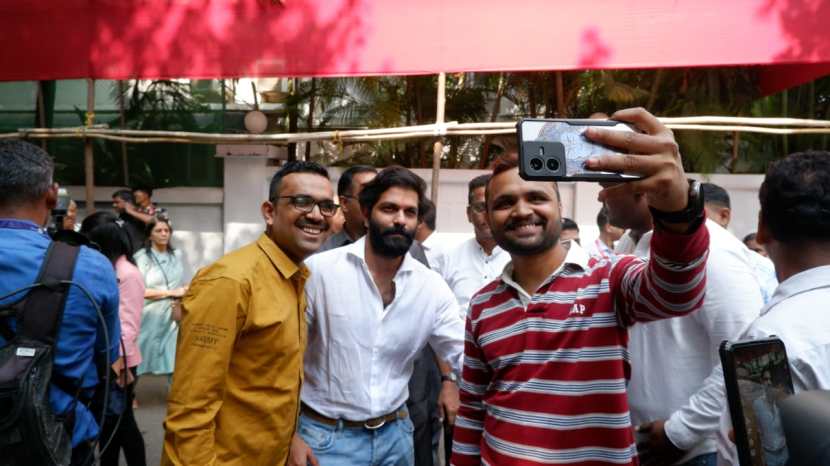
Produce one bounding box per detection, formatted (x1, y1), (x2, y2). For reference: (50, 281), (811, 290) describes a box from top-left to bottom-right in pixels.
(678, 452), (717, 466)
(298, 412), (415, 466)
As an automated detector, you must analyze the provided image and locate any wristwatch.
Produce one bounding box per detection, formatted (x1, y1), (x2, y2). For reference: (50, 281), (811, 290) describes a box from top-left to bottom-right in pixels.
(649, 179), (705, 232)
(441, 372), (458, 384)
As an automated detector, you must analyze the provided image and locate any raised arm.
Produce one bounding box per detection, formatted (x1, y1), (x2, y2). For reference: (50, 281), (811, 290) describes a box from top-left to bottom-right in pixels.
(585, 107), (710, 325)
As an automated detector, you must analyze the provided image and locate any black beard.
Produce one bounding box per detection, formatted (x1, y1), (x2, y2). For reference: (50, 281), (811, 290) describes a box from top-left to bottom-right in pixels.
(493, 217), (559, 257)
(367, 220), (414, 258)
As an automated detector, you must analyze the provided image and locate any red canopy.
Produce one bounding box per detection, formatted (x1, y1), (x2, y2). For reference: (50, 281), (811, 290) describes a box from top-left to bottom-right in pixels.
(2, 0), (829, 93)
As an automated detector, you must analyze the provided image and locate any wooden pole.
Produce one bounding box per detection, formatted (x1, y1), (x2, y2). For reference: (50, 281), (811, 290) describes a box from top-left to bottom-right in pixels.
(118, 81), (130, 186)
(36, 81), (47, 150)
(555, 71), (566, 117)
(431, 72), (446, 203)
(84, 79), (95, 214)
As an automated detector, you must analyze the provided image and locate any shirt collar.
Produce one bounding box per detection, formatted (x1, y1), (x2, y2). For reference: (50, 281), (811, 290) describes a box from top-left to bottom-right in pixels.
(500, 245), (588, 298)
(761, 265), (830, 316)
(345, 236), (419, 274)
(256, 233), (308, 280)
(0, 218), (45, 233)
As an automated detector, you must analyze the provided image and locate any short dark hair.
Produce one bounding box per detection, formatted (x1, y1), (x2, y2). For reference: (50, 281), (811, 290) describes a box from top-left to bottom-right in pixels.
(338, 165), (378, 197)
(132, 185), (154, 197)
(486, 154), (560, 203)
(0, 140), (54, 209)
(596, 206), (610, 229)
(743, 232), (757, 244)
(702, 182), (730, 208)
(144, 217), (175, 252)
(421, 198), (437, 231)
(759, 151), (830, 243)
(359, 166), (428, 220)
(468, 174), (491, 204)
(562, 217), (579, 232)
(112, 189), (135, 204)
(80, 211), (134, 264)
(268, 161), (329, 202)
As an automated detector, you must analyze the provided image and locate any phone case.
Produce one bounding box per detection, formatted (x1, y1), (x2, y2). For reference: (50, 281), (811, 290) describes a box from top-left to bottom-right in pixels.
(517, 118), (642, 182)
(719, 337), (794, 466)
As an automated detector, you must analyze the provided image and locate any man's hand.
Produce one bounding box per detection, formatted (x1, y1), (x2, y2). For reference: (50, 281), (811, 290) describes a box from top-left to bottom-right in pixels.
(287, 433), (319, 466)
(636, 420), (686, 466)
(438, 380), (460, 425)
(584, 107), (689, 214)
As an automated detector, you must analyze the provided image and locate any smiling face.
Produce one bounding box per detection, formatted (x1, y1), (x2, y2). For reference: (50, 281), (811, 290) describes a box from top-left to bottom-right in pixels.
(486, 167), (562, 257)
(262, 172), (334, 262)
(365, 186), (419, 258)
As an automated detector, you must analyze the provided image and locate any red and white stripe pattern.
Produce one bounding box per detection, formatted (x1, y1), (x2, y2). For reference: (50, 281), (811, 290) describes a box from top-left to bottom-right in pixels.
(451, 225), (709, 466)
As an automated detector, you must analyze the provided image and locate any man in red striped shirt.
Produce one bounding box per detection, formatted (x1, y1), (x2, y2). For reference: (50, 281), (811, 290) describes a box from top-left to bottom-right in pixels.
(451, 108), (710, 466)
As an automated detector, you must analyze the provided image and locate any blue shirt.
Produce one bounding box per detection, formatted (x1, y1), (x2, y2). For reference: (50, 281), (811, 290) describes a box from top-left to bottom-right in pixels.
(0, 219), (120, 446)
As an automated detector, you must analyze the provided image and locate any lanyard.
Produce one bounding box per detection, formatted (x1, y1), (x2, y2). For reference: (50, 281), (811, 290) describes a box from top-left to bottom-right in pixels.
(0, 219), (44, 233)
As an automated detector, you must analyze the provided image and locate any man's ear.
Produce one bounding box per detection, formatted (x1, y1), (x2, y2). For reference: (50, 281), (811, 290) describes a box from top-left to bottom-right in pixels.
(261, 200), (275, 226)
(720, 208), (732, 228)
(45, 183), (58, 210)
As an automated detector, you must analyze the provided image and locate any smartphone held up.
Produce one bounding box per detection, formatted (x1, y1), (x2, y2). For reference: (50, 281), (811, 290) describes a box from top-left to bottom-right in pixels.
(516, 118), (643, 182)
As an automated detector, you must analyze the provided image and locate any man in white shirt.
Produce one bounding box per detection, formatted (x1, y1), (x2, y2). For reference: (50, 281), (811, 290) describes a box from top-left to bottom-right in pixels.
(443, 174), (511, 313)
(671, 152), (830, 465)
(702, 182), (778, 304)
(289, 166), (464, 466)
(604, 180), (764, 465)
(587, 205), (624, 262)
(414, 198), (448, 277)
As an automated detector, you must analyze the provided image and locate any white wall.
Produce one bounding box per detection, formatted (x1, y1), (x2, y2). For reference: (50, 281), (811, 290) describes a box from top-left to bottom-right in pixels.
(68, 164), (765, 281)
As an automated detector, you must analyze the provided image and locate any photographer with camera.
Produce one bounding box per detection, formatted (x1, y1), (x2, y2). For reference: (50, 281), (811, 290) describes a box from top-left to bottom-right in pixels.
(0, 140), (121, 466)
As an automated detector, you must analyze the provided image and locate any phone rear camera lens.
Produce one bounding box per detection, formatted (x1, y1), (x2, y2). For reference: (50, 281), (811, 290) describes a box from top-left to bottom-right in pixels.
(546, 158), (560, 172)
(530, 157), (543, 171)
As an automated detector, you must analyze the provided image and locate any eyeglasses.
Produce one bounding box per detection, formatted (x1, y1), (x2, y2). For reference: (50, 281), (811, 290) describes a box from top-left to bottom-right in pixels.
(469, 201), (487, 213)
(275, 195), (339, 217)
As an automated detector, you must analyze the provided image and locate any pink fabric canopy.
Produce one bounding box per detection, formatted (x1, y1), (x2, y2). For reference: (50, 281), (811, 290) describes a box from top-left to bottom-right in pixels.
(2, 0), (829, 94)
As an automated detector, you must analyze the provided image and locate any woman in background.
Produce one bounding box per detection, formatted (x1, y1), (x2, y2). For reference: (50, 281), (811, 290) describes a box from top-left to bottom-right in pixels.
(80, 212), (146, 466)
(135, 218), (185, 381)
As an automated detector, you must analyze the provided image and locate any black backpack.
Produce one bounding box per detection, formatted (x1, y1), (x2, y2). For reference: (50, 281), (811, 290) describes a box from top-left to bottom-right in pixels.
(0, 241), (80, 466)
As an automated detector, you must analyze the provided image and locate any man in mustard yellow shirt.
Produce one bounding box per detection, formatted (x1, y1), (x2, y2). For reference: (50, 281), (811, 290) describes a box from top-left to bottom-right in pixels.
(162, 161), (336, 466)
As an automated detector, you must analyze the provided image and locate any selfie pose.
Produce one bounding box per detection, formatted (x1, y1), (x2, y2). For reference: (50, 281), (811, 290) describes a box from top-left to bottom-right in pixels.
(451, 108), (711, 466)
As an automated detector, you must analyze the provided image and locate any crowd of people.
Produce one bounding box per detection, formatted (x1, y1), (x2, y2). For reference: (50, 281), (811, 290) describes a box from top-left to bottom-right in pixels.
(0, 105), (829, 466)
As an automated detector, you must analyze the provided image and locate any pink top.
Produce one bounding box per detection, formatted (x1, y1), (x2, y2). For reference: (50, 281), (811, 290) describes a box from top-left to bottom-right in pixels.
(115, 255), (145, 368)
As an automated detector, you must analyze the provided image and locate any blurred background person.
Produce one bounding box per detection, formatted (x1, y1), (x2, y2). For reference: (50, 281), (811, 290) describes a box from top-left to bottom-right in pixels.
(62, 198), (79, 231)
(135, 218), (186, 384)
(112, 189), (146, 252)
(318, 165), (377, 252)
(80, 212), (147, 466)
(744, 232), (768, 257)
(414, 198), (448, 277)
(132, 186), (169, 223)
(588, 206), (623, 263)
(701, 182), (732, 228)
(560, 217), (580, 245)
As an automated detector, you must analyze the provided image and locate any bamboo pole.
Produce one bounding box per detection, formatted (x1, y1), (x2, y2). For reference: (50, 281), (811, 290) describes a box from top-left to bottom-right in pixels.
(431, 72), (446, 203)
(5, 117), (830, 146)
(84, 79), (96, 214)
